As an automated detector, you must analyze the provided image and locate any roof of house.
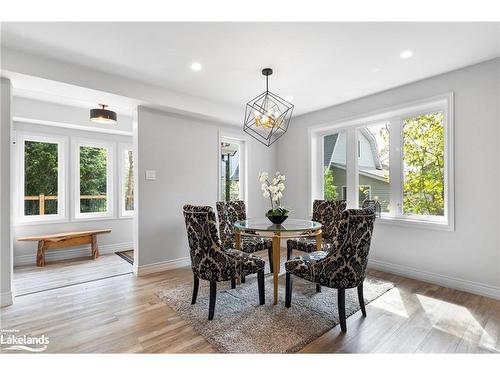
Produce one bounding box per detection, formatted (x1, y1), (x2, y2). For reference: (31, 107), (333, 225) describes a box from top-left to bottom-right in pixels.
(324, 129), (383, 170)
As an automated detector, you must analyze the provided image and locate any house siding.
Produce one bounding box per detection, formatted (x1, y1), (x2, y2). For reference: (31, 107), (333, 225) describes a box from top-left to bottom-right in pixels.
(328, 165), (390, 211)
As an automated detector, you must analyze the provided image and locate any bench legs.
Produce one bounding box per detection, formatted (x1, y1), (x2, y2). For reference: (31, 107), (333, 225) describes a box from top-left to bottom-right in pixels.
(91, 234), (99, 259)
(36, 240), (46, 267)
(36, 235), (100, 267)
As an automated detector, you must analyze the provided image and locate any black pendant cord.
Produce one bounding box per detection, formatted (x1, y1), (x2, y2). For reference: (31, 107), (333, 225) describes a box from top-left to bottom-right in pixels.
(266, 75), (269, 92)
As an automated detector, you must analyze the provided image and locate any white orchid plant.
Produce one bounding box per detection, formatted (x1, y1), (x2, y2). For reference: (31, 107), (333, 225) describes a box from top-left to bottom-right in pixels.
(259, 171), (289, 216)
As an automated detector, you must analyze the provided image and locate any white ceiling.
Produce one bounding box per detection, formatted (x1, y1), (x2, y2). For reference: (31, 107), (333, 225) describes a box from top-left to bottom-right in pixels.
(1, 22), (500, 116)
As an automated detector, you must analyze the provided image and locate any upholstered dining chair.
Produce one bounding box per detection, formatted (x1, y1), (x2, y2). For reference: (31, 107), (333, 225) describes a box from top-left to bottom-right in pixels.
(183, 204), (265, 320)
(284, 208), (376, 333)
(216, 200), (274, 274)
(286, 200), (347, 260)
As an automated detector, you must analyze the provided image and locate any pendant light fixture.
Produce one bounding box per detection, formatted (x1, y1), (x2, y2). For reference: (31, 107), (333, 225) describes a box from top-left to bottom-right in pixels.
(90, 104), (117, 124)
(243, 68), (294, 147)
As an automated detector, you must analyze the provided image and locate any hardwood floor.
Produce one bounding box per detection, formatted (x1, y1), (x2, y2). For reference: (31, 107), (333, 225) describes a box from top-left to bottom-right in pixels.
(2, 250), (499, 354)
(13, 253), (133, 296)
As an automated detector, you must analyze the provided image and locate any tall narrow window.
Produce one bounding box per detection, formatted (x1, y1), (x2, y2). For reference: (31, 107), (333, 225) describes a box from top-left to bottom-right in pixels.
(220, 138), (244, 202)
(402, 112), (445, 218)
(17, 133), (66, 223)
(74, 139), (113, 218)
(24, 141), (58, 216)
(323, 131), (347, 201)
(357, 123), (390, 211)
(120, 145), (134, 217)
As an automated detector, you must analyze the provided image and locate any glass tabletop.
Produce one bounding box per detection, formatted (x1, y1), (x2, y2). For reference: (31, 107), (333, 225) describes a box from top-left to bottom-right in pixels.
(234, 218), (321, 232)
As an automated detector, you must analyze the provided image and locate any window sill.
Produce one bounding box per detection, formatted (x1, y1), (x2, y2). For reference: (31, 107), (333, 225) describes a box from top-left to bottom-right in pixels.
(118, 214), (134, 220)
(14, 217), (69, 227)
(375, 216), (453, 232)
(73, 214), (115, 222)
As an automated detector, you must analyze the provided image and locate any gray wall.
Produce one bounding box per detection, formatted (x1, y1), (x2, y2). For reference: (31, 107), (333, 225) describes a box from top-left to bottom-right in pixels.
(135, 107), (277, 268)
(277, 58), (500, 294)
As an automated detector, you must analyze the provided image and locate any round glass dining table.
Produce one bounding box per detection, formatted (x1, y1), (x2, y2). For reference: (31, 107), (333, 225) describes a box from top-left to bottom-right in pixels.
(233, 219), (322, 305)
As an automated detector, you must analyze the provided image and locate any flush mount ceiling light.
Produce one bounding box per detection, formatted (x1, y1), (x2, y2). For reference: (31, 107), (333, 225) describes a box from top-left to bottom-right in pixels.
(90, 104), (117, 124)
(243, 68), (294, 147)
(400, 50), (413, 59)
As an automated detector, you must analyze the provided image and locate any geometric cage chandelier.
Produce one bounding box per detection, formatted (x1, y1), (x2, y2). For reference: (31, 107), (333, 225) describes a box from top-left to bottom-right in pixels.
(243, 68), (294, 147)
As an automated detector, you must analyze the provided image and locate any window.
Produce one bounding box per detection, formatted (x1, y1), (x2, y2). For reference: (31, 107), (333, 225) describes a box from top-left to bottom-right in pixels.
(219, 137), (245, 202)
(16, 133), (66, 223)
(357, 123), (390, 211)
(402, 112), (444, 217)
(74, 139), (113, 219)
(119, 144), (134, 217)
(323, 131), (346, 201)
(341, 185), (371, 202)
(312, 93), (453, 229)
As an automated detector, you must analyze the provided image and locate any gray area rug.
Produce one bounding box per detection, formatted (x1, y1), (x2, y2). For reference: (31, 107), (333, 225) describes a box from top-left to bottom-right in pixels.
(157, 259), (393, 353)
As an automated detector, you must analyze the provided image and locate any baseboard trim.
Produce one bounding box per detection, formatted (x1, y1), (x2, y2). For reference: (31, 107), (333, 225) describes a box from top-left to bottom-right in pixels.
(136, 256), (190, 276)
(14, 242), (134, 266)
(369, 258), (500, 300)
(0, 291), (14, 307)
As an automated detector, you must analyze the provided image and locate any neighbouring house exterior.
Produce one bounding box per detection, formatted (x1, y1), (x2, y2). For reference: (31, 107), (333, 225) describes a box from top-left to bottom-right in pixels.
(324, 130), (390, 211)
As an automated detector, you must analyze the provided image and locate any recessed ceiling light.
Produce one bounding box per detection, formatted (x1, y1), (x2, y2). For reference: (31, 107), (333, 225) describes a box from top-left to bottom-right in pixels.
(400, 50), (413, 59)
(285, 95), (294, 102)
(191, 62), (202, 71)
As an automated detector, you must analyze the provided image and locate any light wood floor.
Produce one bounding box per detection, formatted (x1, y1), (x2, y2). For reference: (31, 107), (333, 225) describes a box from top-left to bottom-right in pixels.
(2, 250), (499, 354)
(13, 253), (133, 296)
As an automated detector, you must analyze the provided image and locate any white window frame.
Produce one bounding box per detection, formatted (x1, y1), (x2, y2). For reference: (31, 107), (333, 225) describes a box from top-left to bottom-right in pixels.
(118, 143), (134, 218)
(15, 132), (67, 225)
(72, 137), (114, 220)
(217, 134), (247, 203)
(308, 93), (454, 231)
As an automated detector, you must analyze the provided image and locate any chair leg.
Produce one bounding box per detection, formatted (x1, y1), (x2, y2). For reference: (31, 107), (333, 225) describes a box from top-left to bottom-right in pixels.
(257, 270), (265, 305)
(267, 248), (273, 273)
(357, 283), (367, 317)
(316, 284), (322, 293)
(208, 281), (217, 320)
(231, 278), (236, 289)
(285, 272), (293, 308)
(241, 275), (246, 283)
(191, 274), (199, 305)
(337, 288), (347, 333)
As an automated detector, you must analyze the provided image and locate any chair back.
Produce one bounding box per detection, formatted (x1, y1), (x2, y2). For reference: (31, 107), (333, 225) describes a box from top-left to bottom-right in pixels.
(361, 199), (381, 217)
(316, 208), (375, 289)
(312, 200), (347, 242)
(183, 204), (237, 281)
(215, 200), (247, 250)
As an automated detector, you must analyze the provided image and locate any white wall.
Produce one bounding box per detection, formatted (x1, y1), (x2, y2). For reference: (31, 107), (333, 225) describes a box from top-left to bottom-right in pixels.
(13, 96), (134, 135)
(278, 58), (500, 298)
(0, 78), (14, 306)
(11, 99), (134, 266)
(135, 107), (277, 270)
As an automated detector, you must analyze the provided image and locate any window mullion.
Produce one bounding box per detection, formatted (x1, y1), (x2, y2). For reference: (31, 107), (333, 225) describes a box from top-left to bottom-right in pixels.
(389, 118), (402, 217)
(346, 128), (358, 209)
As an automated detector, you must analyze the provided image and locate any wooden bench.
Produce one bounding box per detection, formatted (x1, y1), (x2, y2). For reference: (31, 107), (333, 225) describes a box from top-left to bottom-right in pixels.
(17, 229), (112, 267)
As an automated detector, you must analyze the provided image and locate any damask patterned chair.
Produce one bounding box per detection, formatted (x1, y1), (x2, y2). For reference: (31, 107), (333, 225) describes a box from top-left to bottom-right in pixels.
(183, 204), (265, 320)
(216, 200), (274, 274)
(286, 200), (347, 260)
(284, 208), (376, 333)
